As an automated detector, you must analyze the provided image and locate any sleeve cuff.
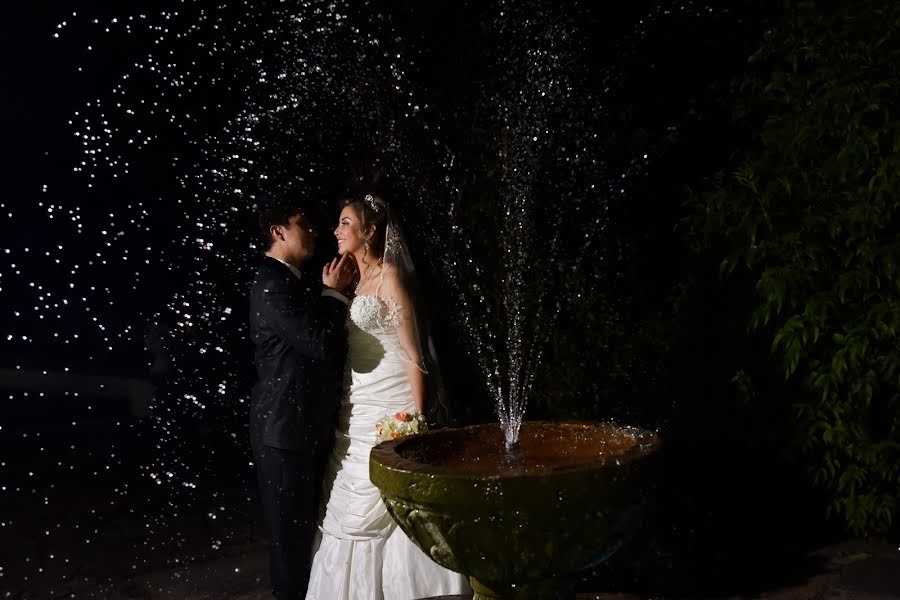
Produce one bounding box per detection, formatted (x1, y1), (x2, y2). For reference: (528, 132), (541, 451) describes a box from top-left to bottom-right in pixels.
(322, 288), (349, 305)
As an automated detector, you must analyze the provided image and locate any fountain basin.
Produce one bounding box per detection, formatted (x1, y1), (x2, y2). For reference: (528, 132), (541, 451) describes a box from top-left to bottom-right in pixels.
(370, 421), (660, 600)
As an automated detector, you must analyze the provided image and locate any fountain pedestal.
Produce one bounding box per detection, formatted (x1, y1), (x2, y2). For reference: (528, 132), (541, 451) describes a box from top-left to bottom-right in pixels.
(370, 421), (660, 600)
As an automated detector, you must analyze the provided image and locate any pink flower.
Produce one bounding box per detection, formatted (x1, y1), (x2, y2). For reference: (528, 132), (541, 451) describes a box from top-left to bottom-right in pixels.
(391, 431), (400, 439)
(395, 411), (412, 423)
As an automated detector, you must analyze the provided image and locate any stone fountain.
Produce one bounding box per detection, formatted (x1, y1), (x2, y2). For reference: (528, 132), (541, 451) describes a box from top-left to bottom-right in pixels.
(370, 420), (660, 599)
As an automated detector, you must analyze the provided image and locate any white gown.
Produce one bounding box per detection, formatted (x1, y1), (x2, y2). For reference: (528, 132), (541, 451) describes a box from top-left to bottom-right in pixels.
(306, 294), (470, 600)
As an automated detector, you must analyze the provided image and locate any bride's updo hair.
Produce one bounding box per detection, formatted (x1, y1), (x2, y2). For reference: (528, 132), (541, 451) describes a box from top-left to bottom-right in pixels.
(342, 195), (388, 260)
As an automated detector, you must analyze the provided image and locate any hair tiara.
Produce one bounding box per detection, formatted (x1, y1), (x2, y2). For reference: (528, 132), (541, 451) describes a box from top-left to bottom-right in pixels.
(364, 194), (386, 213)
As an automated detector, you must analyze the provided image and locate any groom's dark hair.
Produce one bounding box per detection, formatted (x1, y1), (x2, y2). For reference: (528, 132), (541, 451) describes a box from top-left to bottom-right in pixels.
(256, 198), (308, 250)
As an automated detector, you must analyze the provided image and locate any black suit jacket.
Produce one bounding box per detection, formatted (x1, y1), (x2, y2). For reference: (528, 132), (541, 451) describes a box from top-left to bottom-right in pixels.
(249, 256), (348, 453)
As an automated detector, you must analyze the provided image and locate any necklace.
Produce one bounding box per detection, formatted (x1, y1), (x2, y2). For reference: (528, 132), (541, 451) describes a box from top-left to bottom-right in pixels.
(360, 260), (383, 287)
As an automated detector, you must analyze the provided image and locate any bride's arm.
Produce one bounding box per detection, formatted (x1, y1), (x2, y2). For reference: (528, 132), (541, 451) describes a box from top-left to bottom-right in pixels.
(403, 353), (426, 414)
(382, 274), (426, 413)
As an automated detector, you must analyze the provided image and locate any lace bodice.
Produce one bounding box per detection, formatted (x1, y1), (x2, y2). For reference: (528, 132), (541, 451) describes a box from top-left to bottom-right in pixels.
(349, 294), (404, 332)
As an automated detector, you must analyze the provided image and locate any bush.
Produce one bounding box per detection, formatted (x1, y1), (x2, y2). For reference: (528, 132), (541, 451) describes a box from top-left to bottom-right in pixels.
(683, 0), (900, 536)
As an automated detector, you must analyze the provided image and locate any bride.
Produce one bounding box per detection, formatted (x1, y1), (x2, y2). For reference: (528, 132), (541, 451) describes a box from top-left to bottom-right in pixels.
(305, 194), (470, 599)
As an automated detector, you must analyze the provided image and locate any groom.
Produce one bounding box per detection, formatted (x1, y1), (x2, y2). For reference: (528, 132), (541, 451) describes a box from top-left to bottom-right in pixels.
(249, 199), (355, 599)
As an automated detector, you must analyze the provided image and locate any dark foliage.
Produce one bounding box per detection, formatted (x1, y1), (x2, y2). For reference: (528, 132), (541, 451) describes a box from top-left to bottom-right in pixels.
(683, 0), (900, 537)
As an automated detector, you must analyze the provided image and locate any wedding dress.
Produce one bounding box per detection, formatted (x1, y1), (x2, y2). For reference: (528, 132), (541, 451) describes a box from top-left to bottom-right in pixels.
(305, 293), (470, 600)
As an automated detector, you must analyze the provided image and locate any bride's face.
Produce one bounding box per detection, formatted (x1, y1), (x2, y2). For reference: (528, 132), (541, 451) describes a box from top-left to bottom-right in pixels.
(334, 205), (366, 256)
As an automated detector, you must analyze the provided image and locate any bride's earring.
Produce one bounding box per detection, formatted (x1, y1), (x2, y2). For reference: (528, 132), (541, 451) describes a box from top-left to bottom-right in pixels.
(364, 239), (370, 252)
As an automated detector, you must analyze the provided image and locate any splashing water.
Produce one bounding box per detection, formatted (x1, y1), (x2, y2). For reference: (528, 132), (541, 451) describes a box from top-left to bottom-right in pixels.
(47, 0), (720, 461)
(431, 1), (608, 450)
(431, 0), (732, 449)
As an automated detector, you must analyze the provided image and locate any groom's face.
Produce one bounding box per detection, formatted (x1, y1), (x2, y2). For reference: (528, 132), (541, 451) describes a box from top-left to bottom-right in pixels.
(278, 213), (317, 265)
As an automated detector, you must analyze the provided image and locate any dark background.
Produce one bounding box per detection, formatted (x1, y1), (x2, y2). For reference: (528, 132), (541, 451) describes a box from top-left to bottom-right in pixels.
(0, 0), (860, 597)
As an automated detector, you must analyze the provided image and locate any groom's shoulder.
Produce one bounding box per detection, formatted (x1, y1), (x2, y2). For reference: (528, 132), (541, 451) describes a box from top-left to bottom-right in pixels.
(252, 257), (290, 289)
(254, 256), (289, 278)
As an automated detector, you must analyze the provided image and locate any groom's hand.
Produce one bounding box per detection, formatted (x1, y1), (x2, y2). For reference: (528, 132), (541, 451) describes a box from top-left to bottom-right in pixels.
(322, 253), (356, 292)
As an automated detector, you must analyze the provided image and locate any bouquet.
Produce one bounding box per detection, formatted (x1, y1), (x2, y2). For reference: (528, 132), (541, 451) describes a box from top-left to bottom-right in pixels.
(376, 411), (427, 442)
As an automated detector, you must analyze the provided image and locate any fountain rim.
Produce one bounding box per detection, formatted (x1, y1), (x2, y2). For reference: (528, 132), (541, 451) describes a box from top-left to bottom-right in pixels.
(370, 419), (660, 480)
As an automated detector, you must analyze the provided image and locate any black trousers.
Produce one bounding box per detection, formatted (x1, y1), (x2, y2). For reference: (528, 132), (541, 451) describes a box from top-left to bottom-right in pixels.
(252, 439), (326, 600)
